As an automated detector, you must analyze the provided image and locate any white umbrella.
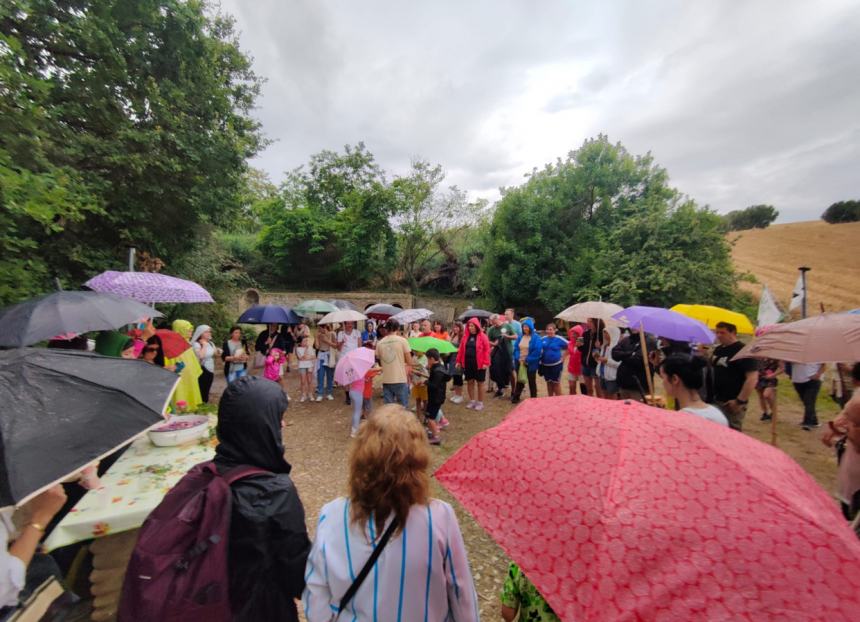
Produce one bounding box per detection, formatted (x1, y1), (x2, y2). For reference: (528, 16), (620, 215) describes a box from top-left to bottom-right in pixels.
(318, 309), (368, 325)
(556, 301), (625, 324)
(733, 313), (860, 363)
(392, 308), (434, 324)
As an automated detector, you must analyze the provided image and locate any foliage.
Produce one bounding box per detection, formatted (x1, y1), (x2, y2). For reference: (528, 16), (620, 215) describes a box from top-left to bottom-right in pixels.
(481, 135), (740, 313)
(722, 204), (779, 231)
(821, 200), (860, 224)
(0, 0), (263, 305)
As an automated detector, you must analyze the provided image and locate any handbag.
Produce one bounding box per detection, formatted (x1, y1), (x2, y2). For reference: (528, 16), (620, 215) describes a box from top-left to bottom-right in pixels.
(7, 577), (76, 622)
(517, 361), (527, 384)
(333, 517), (398, 620)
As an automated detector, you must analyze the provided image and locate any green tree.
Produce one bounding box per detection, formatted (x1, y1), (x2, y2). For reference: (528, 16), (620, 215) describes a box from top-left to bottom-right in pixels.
(0, 0), (263, 303)
(482, 136), (739, 313)
(723, 204), (779, 231)
(821, 200), (860, 224)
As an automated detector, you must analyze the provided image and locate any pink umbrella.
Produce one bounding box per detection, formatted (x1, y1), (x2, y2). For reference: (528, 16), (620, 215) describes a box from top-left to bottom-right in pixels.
(436, 395), (860, 621)
(733, 312), (860, 363)
(334, 347), (376, 386)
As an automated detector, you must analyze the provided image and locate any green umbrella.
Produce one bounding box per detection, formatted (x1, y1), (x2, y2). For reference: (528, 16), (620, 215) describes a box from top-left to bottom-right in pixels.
(293, 299), (339, 316)
(408, 336), (458, 354)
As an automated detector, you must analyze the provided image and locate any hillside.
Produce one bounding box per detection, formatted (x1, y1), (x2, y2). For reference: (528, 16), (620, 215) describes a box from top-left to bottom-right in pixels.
(729, 220), (860, 313)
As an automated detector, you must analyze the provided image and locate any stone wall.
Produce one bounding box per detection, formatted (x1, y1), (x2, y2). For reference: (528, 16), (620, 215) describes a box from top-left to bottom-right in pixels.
(236, 289), (483, 324)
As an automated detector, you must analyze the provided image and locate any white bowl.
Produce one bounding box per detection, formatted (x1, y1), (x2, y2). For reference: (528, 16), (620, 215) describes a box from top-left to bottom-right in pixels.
(147, 415), (210, 447)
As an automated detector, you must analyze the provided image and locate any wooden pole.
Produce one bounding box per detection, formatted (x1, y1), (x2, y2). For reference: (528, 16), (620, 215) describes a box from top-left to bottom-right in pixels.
(638, 321), (655, 401)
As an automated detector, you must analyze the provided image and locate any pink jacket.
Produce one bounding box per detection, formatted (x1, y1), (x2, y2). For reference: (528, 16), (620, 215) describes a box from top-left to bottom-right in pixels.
(264, 348), (284, 381)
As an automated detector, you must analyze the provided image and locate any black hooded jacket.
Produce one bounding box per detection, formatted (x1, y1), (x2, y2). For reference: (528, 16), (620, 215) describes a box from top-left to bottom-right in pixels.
(612, 331), (658, 393)
(215, 376), (310, 622)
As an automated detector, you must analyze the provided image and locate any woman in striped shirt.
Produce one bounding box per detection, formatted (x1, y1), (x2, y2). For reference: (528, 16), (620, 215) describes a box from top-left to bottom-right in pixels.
(303, 405), (480, 621)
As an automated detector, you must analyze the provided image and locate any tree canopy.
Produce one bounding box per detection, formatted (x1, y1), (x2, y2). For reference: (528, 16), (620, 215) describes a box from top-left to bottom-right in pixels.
(0, 0), (263, 304)
(722, 205), (779, 231)
(480, 135), (739, 313)
(821, 200), (860, 224)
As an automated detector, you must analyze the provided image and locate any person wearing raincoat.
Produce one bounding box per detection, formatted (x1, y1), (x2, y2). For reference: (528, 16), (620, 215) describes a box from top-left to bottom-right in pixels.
(167, 319), (203, 411)
(597, 325), (622, 399)
(512, 318), (542, 403)
(455, 317), (491, 411)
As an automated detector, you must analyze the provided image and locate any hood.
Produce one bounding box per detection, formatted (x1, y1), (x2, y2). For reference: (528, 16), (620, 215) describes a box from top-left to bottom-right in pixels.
(215, 375), (291, 474)
(191, 324), (211, 343)
(568, 325), (584, 339)
(466, 317), (484, 334)
(521, 318), (536, 335)
(605, 325), (622, 350)
(94, 331), (133, 357)
(172, 319), (193, 340)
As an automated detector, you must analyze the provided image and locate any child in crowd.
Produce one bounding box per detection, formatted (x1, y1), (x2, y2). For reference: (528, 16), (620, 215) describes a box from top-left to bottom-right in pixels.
(425, 348), (450, 446)
(295, 336), (316, 401)
(264, 347), (285, 385)
(411, 349), (430, 417)
(362, 367), (381, 417)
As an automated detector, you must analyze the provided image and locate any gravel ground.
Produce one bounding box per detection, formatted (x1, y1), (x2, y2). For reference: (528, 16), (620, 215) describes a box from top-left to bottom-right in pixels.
(208, 367), (844, 620)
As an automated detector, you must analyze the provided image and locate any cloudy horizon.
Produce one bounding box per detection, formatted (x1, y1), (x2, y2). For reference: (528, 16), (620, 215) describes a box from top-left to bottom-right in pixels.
(220, 0), (860, 222)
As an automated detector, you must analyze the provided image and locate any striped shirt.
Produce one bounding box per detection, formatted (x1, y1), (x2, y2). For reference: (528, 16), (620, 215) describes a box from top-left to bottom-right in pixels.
(303, 497), (480, 622)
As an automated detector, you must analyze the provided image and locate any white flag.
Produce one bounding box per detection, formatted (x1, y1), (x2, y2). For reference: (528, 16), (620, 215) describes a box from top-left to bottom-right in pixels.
(757, 284), (783, 327)
(788, 273), (805, 312)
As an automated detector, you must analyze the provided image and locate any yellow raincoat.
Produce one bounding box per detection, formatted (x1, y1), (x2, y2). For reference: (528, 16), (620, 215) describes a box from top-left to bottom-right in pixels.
(167, 319), (203, 410)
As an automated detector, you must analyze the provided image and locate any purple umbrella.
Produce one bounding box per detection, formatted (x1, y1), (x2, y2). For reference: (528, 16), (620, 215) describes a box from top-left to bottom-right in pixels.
(612, 305), (715, 343)
(85, 271), (214, 304)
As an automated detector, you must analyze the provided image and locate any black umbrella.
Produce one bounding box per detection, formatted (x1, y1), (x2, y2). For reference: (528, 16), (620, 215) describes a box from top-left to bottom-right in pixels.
(237, 305), (302, 325)
(458, 308), (493, 321)
(0, 291), (163, 347)
(0, 348), (180, 507)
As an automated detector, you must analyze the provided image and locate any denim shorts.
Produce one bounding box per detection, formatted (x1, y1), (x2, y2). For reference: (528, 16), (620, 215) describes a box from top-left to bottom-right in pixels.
(382, 383), (409, 408)
(601, 378), (619, 395)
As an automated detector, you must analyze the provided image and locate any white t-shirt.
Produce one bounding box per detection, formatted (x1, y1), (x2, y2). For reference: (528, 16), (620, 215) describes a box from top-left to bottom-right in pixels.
(683, 404), (729, 427)
(296, 346), (315, 370)
(790, 362), (823, 384)
(337, 330), (362, 355)
(0, 509), (25, 607)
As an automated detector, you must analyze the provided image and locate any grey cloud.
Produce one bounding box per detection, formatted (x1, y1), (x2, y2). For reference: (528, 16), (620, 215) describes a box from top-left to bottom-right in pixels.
(220, 0), (860, 221)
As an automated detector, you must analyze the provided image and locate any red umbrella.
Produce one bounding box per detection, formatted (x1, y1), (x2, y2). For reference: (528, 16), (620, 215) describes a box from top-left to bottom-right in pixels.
(154, 329), (191, 359)
(435, 396), (860, 621)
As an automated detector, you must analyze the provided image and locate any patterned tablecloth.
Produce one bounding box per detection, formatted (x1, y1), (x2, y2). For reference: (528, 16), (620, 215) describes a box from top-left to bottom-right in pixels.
(44, 416), (218, 551)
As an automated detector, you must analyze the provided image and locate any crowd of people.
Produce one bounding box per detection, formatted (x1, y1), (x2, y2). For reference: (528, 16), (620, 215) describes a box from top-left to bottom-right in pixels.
(5, 303), (856, 622)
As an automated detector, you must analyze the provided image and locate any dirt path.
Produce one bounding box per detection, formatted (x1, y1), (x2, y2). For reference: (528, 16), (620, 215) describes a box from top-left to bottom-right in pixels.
(210, 368), (844, 619)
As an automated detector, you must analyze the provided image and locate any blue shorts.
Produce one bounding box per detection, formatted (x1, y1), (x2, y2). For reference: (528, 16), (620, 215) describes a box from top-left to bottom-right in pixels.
(582, 365), (598, 378)
(601, 378), (619, 395)
(541, 363), (563, 384)
(382, 383), (409, 408)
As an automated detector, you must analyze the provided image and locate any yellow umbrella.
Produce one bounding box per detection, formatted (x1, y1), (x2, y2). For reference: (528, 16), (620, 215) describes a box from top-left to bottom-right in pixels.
(670, 304), (755, 334)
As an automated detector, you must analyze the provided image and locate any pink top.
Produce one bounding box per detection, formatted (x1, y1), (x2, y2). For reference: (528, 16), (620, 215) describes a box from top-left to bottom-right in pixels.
(264, 348), (284, 381)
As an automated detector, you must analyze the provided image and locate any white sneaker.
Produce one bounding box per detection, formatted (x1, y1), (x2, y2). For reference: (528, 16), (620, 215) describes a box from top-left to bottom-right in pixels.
(466, 401), (476, 410)
(450, 395), (463, 404)
(299, 395), (307, 403)
(315, 395), (323, 402)
(475, 402), (484, 411)
(350, 428), (358, 438)
(326, 394), (334, 401)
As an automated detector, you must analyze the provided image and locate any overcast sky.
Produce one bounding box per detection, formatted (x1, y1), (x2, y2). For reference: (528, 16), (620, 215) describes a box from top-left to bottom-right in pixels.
(219, 0), (859, 222)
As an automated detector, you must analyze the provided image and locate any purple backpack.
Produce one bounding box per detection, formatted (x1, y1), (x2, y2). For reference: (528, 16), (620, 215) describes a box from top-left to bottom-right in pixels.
(118, 461), (268, 622)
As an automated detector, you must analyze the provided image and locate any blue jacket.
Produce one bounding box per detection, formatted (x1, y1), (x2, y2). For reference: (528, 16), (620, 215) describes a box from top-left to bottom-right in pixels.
(514, 318), (543, 372)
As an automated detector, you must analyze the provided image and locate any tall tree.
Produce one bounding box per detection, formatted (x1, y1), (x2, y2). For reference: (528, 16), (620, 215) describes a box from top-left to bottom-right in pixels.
(723, 204), (779, 231)
(0, 0), (263, 303)
(821, 200), (860, 224)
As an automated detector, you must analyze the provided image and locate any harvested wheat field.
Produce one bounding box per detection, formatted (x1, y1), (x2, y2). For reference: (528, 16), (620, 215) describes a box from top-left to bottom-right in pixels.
(730, 220), (860, 313)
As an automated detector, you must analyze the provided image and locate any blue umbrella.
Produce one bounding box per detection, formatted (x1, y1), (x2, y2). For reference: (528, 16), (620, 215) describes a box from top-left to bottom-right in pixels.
(237, 305), (301, 325)
(612, 305), (715, 344)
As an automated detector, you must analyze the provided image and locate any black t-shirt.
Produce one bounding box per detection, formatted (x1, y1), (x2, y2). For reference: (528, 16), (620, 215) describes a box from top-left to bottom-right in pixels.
(711, 341), (757, 402)
(465, 335), (478, 367)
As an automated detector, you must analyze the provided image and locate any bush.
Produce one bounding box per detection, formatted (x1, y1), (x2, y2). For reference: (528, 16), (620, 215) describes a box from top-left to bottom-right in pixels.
(822, 200), (860, 224)
(723, 205), (779, 231)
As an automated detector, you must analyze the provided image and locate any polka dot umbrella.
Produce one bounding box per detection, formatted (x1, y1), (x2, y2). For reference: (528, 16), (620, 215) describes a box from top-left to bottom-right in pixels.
(435, 395), (860, 621)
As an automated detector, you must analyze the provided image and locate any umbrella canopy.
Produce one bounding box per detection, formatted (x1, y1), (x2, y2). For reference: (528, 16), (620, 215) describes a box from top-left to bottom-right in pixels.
(0, 291), (163, 347)
(293, 299), (339, 316)
(237, 305), (302, 325)
(436, 395), (860, 621)
(327, 299), (358, 311)
(333, 347), (377, 386)
(318, 309), (368, 325)
(0, 349), (181, 507)
(408, 336), (458, 354)
(458, 308), (492, 321)
(671, 304), (755, 334)
(391, 308), (433, 324)
(733, 313), (860, 363)
(85, 270), (214, 303)
(364, 303), (402, 320)
(154, 329), (192, 359)
(612, 305), (715, 343)
(555, 301), (624, 323)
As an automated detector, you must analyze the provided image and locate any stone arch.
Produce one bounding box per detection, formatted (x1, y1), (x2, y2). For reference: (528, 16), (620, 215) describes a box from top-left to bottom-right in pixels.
(243, 288), (260, 307)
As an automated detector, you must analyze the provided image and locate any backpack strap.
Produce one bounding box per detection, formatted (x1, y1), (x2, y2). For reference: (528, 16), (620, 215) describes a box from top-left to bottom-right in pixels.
(200, 461), (271, 484)
(336, 517), (399, 617)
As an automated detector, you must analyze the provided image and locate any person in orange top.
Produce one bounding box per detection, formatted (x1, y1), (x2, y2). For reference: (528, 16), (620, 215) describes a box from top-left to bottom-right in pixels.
(430, 320), (449, 341)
